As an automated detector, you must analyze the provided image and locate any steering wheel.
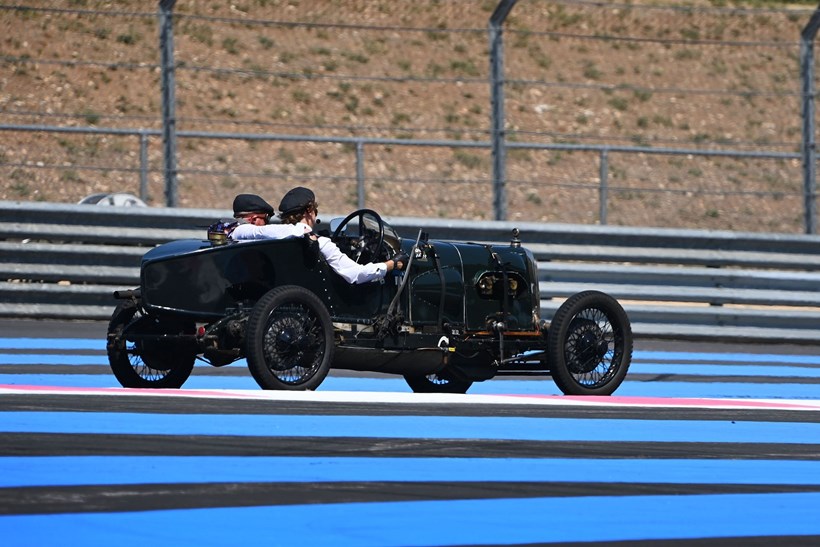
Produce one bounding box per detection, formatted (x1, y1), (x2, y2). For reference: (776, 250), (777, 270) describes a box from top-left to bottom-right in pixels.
(330, 209), (385, 264)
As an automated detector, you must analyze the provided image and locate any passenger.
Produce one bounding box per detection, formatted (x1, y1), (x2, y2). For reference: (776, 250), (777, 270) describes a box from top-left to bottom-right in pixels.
(230, 189), (408, 284)
(229, 193), (304, 239)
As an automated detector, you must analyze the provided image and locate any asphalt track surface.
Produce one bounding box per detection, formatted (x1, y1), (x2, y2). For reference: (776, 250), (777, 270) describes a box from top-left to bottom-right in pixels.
(2, 319), (820, 546)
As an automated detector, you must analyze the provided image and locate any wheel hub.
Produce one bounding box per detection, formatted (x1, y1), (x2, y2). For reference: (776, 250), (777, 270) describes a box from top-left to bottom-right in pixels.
(276, 326), (314, 351)
(567, 320), (607, 374)
(263, 309), (322, 374)
(275, 327), (298, 351)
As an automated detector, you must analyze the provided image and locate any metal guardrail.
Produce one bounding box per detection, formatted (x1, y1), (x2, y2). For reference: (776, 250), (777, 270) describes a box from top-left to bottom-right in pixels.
(4, 199), (820, 344)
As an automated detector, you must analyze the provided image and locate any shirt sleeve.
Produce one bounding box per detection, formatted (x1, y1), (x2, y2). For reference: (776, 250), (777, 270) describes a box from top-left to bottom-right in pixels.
(230, 222), (311, 241)
(317, 237), (388, 284)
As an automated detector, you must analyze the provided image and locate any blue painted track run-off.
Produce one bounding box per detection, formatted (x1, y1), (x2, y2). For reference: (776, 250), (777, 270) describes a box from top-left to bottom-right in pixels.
(2, 333), (820, 546)
(3, 456), (820, 488)
(3, 493), (820, 546)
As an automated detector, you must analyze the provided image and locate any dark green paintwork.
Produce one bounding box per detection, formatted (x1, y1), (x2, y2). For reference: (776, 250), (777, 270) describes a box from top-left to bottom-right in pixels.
(140, 234), (540, 333)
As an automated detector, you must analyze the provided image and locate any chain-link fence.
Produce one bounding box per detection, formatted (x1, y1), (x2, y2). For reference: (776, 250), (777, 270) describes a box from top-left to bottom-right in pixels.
(1, 1), (818, 232)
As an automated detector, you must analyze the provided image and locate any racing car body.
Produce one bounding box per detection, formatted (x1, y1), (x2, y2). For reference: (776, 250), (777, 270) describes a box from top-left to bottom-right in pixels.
(107, 210), (632, 394)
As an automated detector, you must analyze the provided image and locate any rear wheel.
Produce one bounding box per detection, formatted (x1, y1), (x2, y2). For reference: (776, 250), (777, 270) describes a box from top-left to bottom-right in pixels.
(106, 300), (196, 388)
(245, 286), (334, 390)
(404, 372), (472, 394)
(547, 290), (632, 395)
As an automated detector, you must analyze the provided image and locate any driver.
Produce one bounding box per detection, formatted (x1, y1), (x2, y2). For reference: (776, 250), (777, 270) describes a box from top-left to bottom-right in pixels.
(231, 188), (408, 284)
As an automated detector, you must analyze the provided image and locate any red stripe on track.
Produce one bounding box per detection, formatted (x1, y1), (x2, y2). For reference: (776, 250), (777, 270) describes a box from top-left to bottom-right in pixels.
(506, 393), (820, 410)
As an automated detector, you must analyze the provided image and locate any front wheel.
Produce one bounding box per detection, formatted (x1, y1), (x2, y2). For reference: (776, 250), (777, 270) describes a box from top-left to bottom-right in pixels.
(106, 299), (196, 388)
(245, 285), (334, 390)
(546, 290), (632, 395)
(404, 373), (473, 394)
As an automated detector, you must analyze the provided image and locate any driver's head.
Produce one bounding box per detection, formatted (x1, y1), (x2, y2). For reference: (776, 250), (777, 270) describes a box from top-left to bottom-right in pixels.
(232, 193), (274, 225)
(278, 186), (318, 225)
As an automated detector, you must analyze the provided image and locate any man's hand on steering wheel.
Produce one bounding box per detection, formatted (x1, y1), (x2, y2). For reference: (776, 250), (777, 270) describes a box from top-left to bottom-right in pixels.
(391, 251), (410, 271)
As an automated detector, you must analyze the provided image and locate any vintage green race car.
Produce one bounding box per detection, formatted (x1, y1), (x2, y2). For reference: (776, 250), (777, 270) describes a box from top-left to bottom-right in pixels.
(106, 209), (632, 395)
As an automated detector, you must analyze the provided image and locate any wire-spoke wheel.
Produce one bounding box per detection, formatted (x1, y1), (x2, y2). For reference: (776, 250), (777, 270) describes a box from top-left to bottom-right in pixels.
(547, 290), (632, 395)
(106, 300), (196, 388)
(246, 286), (334, 390)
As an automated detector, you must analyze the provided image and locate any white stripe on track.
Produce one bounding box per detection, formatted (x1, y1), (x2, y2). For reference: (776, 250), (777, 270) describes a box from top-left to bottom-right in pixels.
(2, 384), (820, 411)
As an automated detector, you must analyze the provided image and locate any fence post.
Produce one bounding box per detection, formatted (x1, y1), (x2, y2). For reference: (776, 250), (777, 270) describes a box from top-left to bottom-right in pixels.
(599, 149), (609, 225)
(356, 141), (365, 209)
(489, 0), (517, 222)
(139, 132), (149, 203)
(801, 5), (820, 234)
(159, 0), (178, 207)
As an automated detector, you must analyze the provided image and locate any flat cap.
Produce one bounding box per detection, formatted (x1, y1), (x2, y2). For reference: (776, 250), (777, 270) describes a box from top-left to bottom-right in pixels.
(278, 186), (315, 216)
(232, 194), (273, 216)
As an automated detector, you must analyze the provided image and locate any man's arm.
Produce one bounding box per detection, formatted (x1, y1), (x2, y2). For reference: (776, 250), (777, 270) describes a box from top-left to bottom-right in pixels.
(231, 222), (311, 241)
(317, 237), (388, 284)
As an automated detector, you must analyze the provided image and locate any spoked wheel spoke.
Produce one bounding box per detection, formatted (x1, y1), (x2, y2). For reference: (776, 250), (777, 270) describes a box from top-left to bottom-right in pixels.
(261, 303), (326, 384)
(126, 342), (172, 382)
(547, 290), (632, 396)
(246, 286), (334, 391)
(107, 300), (196, 389)
(563, 308), (619, 387)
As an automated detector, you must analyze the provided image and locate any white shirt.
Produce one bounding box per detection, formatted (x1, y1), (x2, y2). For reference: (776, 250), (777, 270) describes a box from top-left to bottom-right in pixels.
(230, 221), (388, 284)
(230, 222), (310, 240)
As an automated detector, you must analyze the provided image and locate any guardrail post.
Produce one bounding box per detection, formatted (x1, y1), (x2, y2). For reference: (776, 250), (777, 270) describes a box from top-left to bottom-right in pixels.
(159, 0), (178, 207)
(801, 5), (820, 234)
(599, 149), (609, 225)
(489, 0), (517, 222)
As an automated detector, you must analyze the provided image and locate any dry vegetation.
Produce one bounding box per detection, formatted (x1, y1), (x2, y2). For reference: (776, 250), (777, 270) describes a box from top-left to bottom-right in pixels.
(0, 0), (817, 232)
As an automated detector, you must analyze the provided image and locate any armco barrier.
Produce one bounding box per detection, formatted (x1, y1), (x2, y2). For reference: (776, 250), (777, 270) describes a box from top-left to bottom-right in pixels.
(3, 199), (820, 343)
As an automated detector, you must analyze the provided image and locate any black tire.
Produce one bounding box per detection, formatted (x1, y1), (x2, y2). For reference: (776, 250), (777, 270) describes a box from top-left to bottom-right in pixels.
(245, 285), (334, 390)
(106, 300), (196, 388)
(404, 372), (473, 394)
(547, 290), (632, 395)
